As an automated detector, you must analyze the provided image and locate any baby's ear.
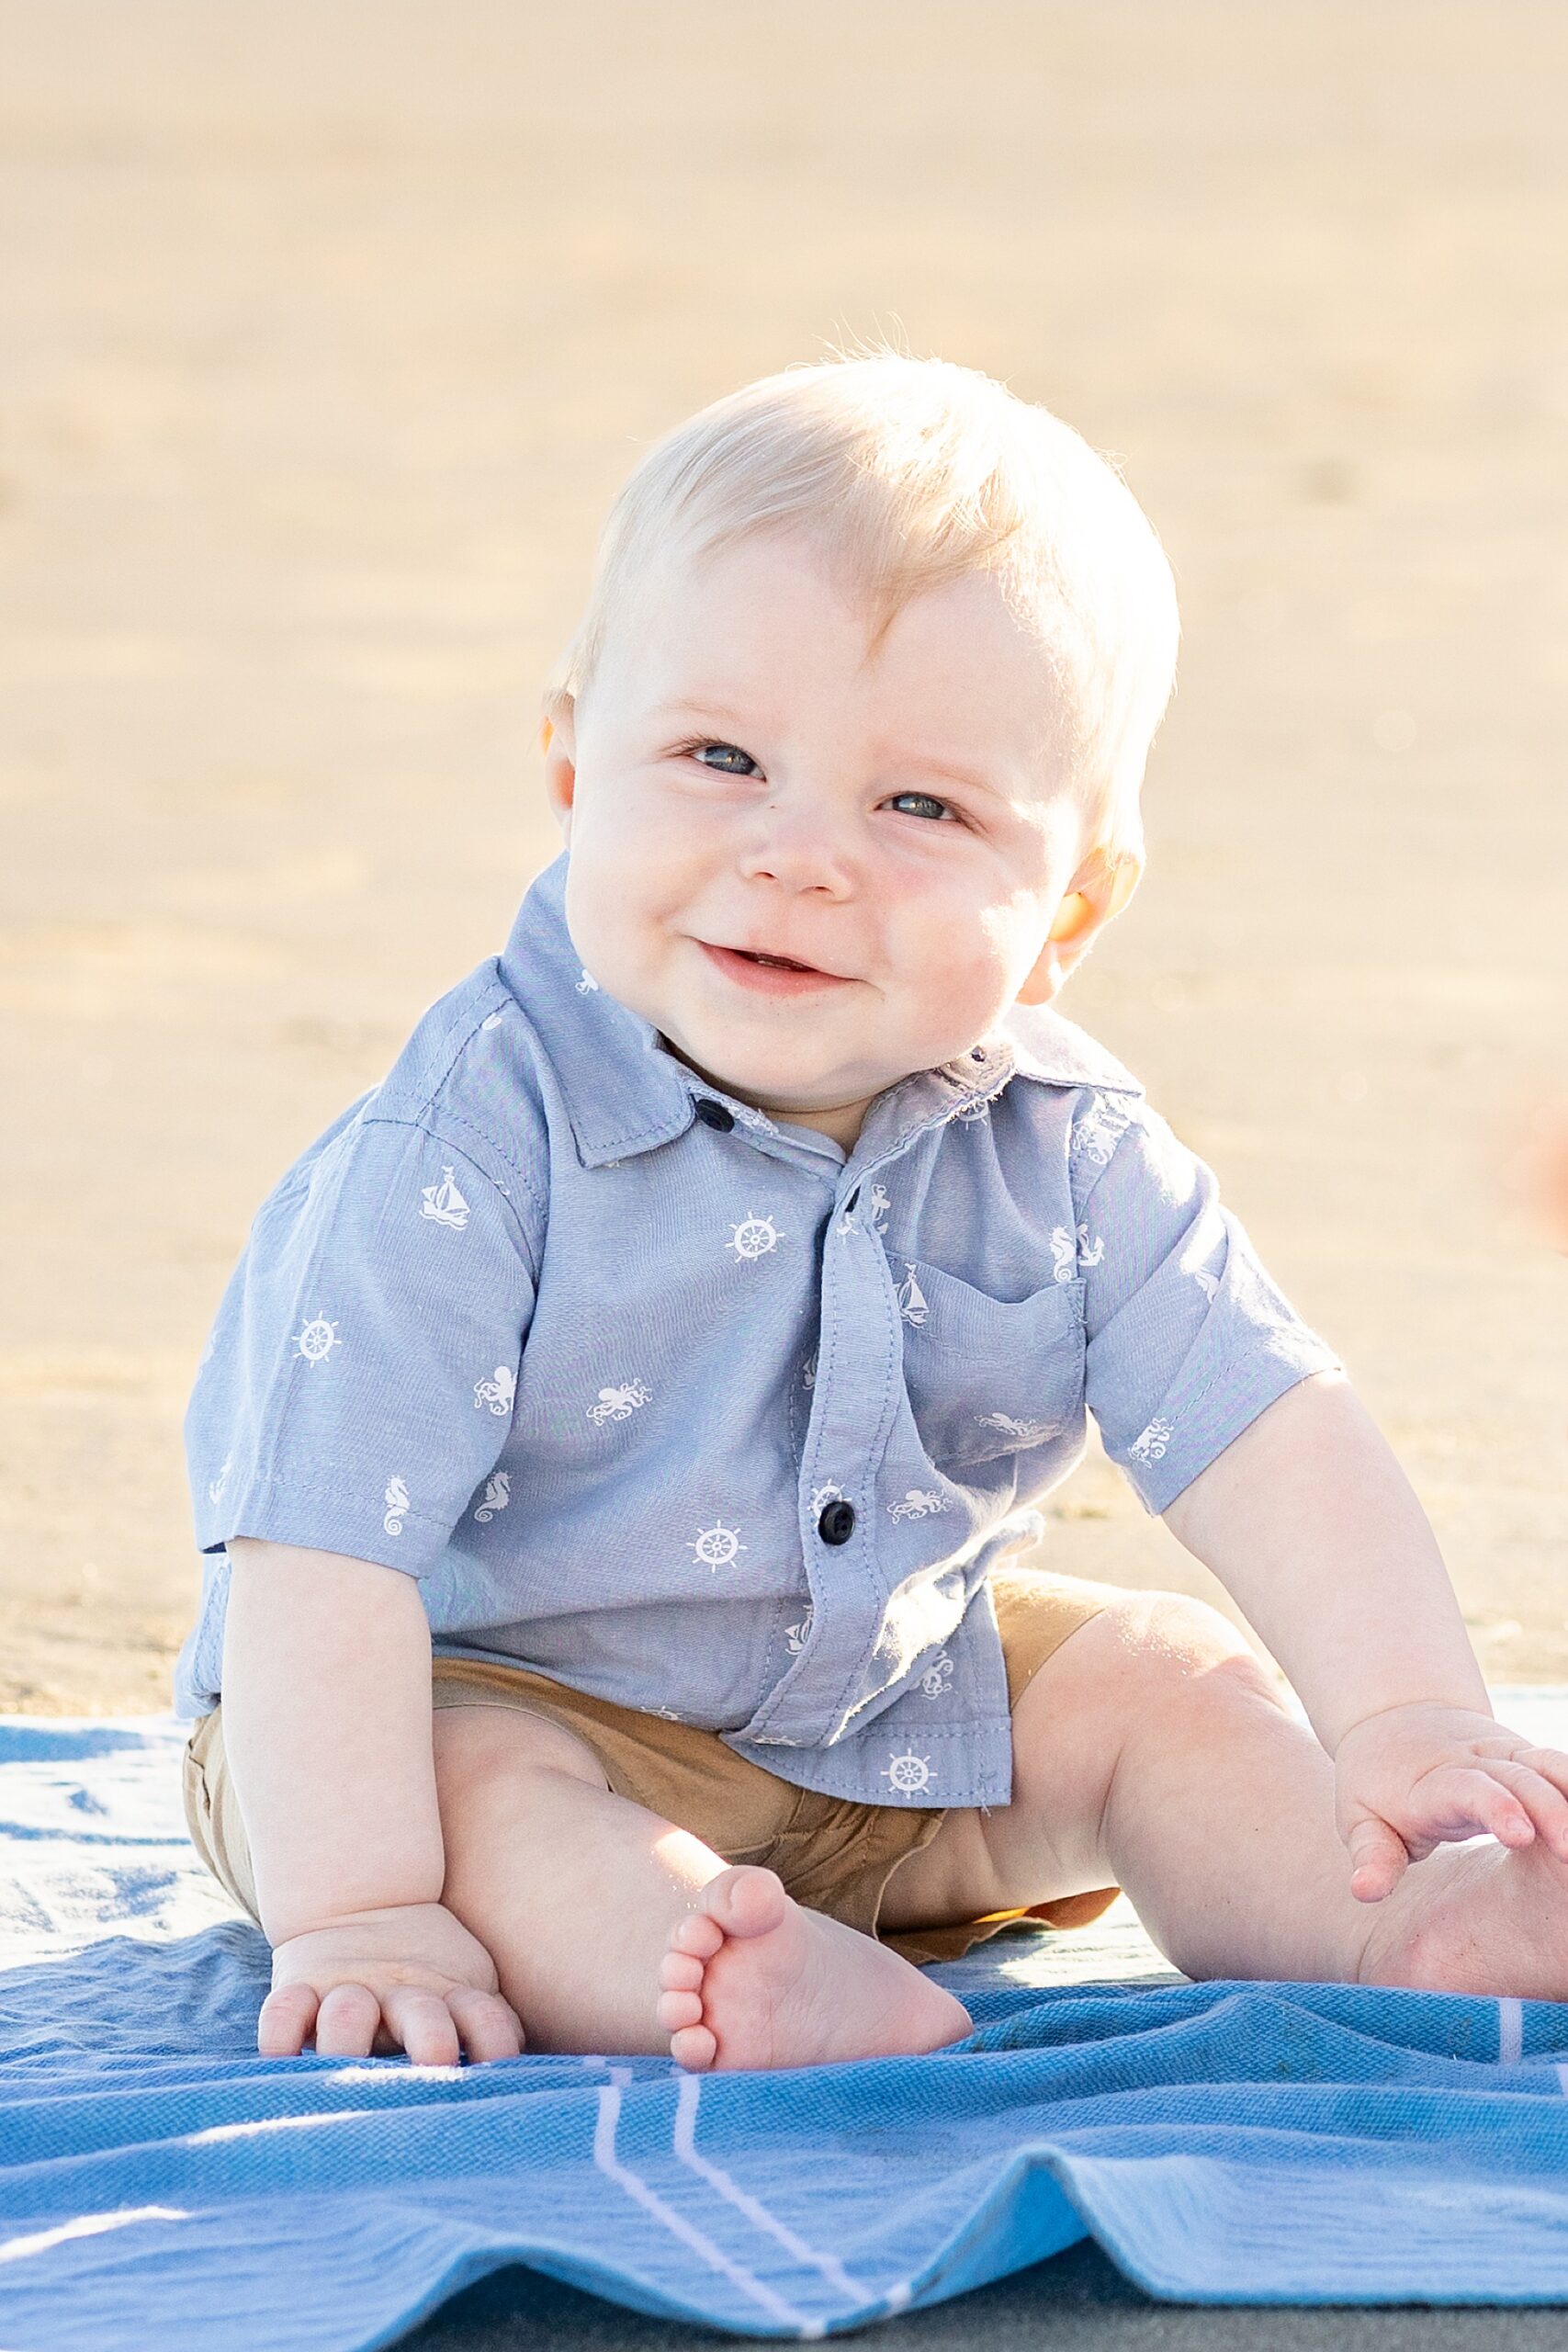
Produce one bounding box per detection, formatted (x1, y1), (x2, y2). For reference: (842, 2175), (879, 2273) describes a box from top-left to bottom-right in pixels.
(539, 692), (578, 838)
(1016, 847), (1142, 1006)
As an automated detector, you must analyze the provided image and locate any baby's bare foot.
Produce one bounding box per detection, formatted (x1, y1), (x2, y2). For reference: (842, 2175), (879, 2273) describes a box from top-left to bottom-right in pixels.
(655, 1864), (972, 2072)
(1359, 1831), (1568, 2001)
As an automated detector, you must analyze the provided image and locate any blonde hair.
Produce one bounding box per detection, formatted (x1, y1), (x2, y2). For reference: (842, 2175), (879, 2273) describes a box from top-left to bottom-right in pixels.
(543, 337), (1179, 869)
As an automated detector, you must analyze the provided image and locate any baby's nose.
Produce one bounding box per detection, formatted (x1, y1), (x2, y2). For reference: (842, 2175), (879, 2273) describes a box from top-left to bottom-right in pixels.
(739, 799), (854, 895)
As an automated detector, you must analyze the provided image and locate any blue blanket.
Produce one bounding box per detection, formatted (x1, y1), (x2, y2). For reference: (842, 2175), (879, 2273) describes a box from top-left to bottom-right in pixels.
(4, 1708), (1568, 2347)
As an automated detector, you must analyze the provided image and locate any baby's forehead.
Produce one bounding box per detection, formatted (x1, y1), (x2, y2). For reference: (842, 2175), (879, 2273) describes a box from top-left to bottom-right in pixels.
(618, 535), (1071, 756)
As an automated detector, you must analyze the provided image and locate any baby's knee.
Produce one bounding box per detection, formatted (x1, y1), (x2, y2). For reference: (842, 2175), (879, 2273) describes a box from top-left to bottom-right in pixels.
(1102, 1589), (1282, 1713)
(432, 1702), (608, 1808)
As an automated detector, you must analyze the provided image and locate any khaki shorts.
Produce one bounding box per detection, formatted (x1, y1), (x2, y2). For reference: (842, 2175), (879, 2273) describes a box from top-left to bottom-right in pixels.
(182, 1563), (1119, 1967)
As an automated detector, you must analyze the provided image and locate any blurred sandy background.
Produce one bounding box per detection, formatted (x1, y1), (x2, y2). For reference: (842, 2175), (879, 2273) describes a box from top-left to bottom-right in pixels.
(2, 1), (1565, 1713)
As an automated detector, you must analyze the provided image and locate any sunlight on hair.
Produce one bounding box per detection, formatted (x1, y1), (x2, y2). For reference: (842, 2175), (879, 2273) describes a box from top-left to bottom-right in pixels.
(544, 335), (1179, 867)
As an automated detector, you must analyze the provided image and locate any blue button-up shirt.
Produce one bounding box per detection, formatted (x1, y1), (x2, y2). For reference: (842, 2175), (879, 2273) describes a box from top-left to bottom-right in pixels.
(176, 852), (1339, 1807)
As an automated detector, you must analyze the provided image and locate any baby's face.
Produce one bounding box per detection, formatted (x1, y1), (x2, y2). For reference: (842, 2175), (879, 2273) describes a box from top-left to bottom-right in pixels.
(544, 529), (1101, 1150)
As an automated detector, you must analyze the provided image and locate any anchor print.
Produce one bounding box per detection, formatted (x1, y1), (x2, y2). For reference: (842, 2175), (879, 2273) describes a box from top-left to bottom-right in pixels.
(419, 1165), (470, 1230)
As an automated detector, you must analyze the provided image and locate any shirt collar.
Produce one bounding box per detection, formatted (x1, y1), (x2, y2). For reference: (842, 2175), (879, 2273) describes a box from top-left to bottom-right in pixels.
(496, 852), (1139, 1171)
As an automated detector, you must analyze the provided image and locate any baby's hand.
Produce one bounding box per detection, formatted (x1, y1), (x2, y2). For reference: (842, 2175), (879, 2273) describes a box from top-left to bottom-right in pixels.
(1333, 1703), (1568, 1902)
(260, 1901), (524, 2064)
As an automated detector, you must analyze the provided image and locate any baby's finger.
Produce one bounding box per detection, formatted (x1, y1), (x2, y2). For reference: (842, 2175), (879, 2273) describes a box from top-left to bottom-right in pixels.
(381, 1985), (461, 2067)
(446, 1986), (525, 2064)
(257, 1981), (318, 2058)
(1416, 1765), (1535, 1850)
(1483, 1755), (1568, 1859)
(1346, 1816), (1408, 1903)
(312, 1981), (383, 2059)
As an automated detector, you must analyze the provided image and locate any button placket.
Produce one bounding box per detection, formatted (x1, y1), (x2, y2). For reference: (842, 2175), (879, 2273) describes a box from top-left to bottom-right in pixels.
(741, 1186), (901, 1747)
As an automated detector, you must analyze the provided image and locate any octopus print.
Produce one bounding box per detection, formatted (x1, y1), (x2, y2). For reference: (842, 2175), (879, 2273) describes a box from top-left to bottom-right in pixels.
(473, 1364), (516, 1418)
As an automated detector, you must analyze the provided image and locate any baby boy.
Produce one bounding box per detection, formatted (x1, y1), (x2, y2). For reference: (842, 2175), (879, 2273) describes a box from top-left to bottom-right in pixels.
(178, 350), (1568, 2071)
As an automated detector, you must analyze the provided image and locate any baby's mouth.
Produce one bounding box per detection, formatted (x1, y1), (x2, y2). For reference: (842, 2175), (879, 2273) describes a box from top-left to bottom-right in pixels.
(697, 940), (852, 994)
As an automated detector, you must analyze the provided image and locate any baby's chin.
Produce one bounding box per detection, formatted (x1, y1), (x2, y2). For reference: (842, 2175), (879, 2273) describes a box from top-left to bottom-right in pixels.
(659, 1033), (895, 1121)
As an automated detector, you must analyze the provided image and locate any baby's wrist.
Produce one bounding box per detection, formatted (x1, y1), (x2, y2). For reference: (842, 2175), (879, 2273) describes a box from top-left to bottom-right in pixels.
(268, 1897), (453, 1951)
(1329, 1693), (1496, 1754)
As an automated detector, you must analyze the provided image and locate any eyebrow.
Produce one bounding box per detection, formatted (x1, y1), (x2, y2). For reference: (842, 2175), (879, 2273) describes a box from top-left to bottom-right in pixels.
(648, 699), (1019, 807)
(649, 696), (752, 729)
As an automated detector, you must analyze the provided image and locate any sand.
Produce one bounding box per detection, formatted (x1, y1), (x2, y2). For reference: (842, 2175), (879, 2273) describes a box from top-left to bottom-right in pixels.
(2, 0), (1566, 1713)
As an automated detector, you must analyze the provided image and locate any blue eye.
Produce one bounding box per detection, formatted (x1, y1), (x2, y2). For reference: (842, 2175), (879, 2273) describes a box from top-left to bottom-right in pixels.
(692, 742), (757, 775)
(887, 791), (953, 822)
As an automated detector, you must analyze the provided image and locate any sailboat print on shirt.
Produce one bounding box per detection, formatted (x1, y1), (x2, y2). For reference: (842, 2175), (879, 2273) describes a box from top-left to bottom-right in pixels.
(420, 1166), (471, 1230)
(896, 1262), (928, 1326)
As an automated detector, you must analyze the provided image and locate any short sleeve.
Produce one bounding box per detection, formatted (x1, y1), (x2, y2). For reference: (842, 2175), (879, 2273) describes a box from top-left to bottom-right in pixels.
(184, 1113), (538, 1576)
(1072, 1094), (1341, 1513)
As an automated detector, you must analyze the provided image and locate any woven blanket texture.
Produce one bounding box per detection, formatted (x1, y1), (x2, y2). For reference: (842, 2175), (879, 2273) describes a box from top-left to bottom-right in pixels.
(3, 1701), (1567, 2347)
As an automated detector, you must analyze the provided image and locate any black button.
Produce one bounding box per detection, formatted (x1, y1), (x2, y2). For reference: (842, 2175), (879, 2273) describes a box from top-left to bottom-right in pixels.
(694, 1098), (735, 1132)
(970, 1047), (986, 1062)
(818, 1498), (856, 1545)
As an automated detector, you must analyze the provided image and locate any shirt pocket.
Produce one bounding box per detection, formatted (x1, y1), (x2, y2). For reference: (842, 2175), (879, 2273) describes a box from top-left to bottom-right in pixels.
(897, 1255), (1086, 1468)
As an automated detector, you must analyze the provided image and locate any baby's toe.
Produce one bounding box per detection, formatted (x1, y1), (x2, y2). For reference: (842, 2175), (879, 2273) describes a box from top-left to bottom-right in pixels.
(670, 2020), (718, 2073)
(670, 1909), (726, 1961)
(657, 1987), (705, 2031)
(700, 1863), (788, 1941)
(659, 1949), (705, 1993)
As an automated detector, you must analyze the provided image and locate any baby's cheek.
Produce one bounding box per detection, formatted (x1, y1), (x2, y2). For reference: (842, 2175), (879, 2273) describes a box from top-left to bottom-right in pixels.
(898, 945), (1007, 1058)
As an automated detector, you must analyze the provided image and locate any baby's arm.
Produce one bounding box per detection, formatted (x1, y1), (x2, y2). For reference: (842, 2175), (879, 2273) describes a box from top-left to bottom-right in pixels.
(1163, 1374), (1568, 1898)
(221, 1539), (523, 2063)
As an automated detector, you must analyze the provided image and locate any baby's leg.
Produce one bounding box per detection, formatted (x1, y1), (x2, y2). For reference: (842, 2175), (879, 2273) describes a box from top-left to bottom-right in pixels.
(431, 1704), (970, 2064)
(882, 1586), (1568, 1998)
